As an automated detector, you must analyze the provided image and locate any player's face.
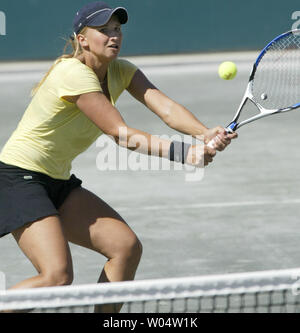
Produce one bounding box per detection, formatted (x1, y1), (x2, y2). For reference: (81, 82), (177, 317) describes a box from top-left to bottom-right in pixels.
(84, 16), (123, 61)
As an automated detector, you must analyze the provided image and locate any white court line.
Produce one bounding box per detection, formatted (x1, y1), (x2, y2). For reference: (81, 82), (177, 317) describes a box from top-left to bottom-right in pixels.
(116, 199), (300, 212)
(0, 72), (44, 83)
(0, 52), (256, 83)
(0, 63), (252, 83)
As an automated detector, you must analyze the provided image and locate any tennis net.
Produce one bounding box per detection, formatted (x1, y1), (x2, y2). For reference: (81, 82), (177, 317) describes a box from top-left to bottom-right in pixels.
(1, 268), (300, 313)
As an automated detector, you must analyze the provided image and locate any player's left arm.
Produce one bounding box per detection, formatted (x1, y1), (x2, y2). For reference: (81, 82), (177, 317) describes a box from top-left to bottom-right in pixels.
(127, 69), (236, 151)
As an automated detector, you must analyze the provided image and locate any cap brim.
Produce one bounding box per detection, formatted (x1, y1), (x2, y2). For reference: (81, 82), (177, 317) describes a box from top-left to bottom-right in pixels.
(111, 7), (128, 24)
(87, 7), (128, 28)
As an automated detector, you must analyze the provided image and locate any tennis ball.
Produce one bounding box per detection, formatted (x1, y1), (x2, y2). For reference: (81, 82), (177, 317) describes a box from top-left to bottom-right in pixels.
(218, 61), (237, 80)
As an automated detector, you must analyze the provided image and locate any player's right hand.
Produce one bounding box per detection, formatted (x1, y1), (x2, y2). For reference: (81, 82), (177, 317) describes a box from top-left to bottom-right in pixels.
(204, 126), (238, 151)
(186, 144), (216, 167)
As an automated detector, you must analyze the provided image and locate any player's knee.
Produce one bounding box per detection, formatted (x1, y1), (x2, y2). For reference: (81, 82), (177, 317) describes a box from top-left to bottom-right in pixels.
(42, 268), (73, 287)
(133, 237), (143, 262)
(121, 235), (143, 264)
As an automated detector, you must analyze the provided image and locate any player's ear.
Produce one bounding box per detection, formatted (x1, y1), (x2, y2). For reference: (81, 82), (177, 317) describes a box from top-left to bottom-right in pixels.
(78, 34), (89, 48)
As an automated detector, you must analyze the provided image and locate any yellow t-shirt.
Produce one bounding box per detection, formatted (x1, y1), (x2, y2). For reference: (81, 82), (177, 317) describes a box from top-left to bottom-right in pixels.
(0, 58), (138, 179)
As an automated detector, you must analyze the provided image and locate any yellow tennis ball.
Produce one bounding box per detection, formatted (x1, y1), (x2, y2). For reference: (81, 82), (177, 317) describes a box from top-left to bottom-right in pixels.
(218, 61), (237, 80)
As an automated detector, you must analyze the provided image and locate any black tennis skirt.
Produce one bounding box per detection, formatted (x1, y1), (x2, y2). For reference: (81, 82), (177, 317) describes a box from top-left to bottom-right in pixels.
(0, 161), (82, 238)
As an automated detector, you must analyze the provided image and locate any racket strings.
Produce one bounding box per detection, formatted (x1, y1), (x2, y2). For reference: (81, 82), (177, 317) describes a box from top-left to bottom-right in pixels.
(252, 31), (300, 110)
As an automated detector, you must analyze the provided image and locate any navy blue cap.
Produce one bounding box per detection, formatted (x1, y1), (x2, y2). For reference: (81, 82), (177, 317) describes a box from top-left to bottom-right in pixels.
(73, 1), (128, 34)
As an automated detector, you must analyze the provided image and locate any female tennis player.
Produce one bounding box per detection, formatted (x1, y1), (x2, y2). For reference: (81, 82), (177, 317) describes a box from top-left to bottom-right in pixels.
(0, 2), (237, 312)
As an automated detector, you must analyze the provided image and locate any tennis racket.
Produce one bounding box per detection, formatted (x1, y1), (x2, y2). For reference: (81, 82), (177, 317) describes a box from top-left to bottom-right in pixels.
(208, 29), (300, 148)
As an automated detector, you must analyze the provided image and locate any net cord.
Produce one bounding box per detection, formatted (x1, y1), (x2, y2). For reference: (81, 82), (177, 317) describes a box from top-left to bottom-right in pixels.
(0, 268), (300, 311)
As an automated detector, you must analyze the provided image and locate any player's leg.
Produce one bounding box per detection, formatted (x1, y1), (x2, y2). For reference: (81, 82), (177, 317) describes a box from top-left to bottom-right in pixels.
(58, 187), (143, 312)
(10, 215), (73, 290)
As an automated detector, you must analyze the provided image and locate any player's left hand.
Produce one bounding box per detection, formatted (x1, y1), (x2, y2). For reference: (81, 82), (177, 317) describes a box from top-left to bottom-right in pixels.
(204, 126), (238, 151)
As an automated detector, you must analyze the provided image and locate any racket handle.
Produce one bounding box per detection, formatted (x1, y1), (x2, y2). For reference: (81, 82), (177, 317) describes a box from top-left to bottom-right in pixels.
(206, 122), (236, 149)
(207, 139), (216, 149)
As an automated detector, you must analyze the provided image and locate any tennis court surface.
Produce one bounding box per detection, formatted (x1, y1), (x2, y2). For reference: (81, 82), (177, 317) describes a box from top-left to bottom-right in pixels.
(1, 52), (300, 313)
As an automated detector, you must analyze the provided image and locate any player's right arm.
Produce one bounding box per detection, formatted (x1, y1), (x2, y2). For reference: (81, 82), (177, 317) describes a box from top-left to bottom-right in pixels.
(67, 91), (216, 167)
(127, 69), (237, 151)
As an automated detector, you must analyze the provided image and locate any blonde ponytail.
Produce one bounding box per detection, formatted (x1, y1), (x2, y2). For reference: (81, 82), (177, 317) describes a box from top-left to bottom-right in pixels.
(31, 28), (87, 96)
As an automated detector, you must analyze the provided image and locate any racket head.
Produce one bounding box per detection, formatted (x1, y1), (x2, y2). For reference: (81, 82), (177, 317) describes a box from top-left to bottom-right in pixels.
(250, 29), (300, 112)
(207, 29), (300, 148)
(228, 29), (300, 131)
